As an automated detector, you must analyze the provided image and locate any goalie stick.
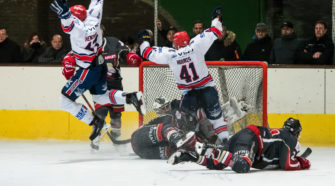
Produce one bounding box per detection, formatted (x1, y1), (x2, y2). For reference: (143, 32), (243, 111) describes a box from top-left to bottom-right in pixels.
(82, 94), (131, 147)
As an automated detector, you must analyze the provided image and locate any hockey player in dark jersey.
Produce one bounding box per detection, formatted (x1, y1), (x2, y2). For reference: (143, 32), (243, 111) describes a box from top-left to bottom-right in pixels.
(94, 25), (143, 139)
(131, 96), (249, 159)
(169, 118), (311, 173)
(131, 97), (198, 159)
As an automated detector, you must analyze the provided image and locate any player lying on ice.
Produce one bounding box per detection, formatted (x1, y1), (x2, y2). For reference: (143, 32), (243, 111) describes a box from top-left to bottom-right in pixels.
(138, 7), (230, 146)
(131, 96), (246, 159)
(168, 118), (311, 173)
(50, 0), (145, 149)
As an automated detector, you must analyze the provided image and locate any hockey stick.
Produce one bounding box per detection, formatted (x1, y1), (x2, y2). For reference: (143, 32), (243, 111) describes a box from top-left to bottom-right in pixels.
(106, 132), (131, 144)
(299, 147), (312, 158)
(82, 94), (131, 145)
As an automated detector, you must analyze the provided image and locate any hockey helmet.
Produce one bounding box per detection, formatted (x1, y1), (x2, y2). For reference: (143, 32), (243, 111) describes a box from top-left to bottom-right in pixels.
(70, 5), (87, 22)
(173, 31), (190, 49)
(283, 117), (302, 137)
(153, 96), (171, 114)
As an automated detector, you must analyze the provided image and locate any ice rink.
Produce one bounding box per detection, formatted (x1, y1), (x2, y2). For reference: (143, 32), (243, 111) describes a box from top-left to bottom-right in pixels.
(0, 140), (334, 186)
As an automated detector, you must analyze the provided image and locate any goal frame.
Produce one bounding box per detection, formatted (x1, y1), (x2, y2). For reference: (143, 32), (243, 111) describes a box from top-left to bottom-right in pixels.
(139, 61), (268, 127)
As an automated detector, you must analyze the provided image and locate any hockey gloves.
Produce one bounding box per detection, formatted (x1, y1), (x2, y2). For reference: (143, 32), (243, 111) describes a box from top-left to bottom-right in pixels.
(50, 0), (71, 19)
(137, 29), (151, 43)
(296, 156), (311, 169)
(126, 52), (142, 66)
(212, 6), (222, 21)
(62, 53), (76, 80)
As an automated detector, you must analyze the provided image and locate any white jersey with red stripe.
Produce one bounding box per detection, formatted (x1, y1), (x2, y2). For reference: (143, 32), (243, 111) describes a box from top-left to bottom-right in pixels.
(140, 18), (223, 94)
(60, 0), (104, 68)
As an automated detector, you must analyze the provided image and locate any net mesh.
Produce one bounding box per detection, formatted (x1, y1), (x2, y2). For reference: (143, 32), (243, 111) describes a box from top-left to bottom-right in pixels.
(140, 61), (267, 134)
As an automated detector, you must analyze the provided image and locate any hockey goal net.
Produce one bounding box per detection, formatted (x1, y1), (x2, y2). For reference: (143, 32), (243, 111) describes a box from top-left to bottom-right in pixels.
(139, 61), (268, 134)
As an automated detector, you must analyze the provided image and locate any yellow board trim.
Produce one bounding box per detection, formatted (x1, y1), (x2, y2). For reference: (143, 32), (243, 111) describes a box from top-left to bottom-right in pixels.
(1, 111), (334, 146)
(0, 110), (139, 141)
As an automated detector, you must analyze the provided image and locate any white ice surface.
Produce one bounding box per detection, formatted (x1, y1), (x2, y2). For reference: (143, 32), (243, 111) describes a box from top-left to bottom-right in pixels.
(0, 140), (334, 186)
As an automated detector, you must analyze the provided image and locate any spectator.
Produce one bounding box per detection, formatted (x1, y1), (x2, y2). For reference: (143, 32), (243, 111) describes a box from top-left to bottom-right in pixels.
(191, 20), (204, 38)
(270, 21), (301, 64)
(22, 32), (46, 63)
(164, 26), (177, 47)
(243, 23), (273, 62)
(0, 26), (23, 63)
(155, 19), (168, 46)
(205, 25), (242, 61)
(297, 20), (334, 65)
(38, 34), (68, 63)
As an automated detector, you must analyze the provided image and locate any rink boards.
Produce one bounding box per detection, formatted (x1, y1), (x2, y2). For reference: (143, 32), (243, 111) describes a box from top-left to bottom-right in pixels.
(0, 66), (335, 146)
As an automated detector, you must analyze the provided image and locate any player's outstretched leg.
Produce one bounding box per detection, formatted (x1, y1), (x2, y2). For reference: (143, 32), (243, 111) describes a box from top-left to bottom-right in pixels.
(125, 92), (146, 115)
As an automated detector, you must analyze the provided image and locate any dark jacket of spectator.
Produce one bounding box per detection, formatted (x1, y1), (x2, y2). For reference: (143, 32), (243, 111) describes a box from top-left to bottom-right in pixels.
(270, 33), (301, 64)
(38, 46), (68, 63)
(205, 30), (242, 61)
(297, 35), (334, 65)
(0, 38), (22, 63)
(243, 35), (272, 62)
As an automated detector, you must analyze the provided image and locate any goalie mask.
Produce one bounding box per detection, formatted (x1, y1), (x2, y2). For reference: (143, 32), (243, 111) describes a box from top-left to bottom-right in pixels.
(153, 96), (171, 115)
(70, 5), (87, 22)
(283, 117), (302, 138)
(173, 31), (190, 49)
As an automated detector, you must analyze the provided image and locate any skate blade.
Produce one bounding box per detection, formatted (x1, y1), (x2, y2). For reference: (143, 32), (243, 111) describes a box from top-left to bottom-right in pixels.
(90, 134), (101, 150)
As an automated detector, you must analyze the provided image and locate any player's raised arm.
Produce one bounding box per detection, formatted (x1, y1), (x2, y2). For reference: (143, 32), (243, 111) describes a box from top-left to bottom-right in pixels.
(192, 7), (224, 55)
(86, 0), (104, 23)
(50, 0), (77, 33)
(138, 29), (172, 65)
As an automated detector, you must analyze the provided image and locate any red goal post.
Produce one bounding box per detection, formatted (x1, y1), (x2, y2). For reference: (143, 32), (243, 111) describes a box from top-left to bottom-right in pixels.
(139, 61), (268, 132)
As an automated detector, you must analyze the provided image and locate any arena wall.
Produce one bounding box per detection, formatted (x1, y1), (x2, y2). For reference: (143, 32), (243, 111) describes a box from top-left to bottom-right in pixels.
(0, 66), (334, 146)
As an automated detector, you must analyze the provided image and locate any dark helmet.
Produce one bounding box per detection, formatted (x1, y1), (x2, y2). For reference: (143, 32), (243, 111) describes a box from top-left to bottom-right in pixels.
(283, 118), (302, 137)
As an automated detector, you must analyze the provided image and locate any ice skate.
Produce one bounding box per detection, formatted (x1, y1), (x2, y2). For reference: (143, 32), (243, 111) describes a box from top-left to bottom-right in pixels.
(170, 131), (196, 151)
(89, 115), (105, 141)
(126, 92), (146, 115)
(109, 128), (121, 140)
(168, 150), (198, 165)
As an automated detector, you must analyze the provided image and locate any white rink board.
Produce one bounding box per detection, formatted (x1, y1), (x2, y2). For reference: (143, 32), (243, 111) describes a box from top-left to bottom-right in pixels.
(0, 67), (139, 111)
(0, 66), (334, 114)
(326, 69), (335, 113)
(268, 68), (325, 114)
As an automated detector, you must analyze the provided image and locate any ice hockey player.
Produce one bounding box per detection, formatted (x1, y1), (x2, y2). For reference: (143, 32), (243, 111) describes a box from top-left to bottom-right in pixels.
(93, 25), (142, 139)
(131, 97), (199, 159)
(138, 7), (229, 146)
(50, 0), (145, 148)
(169, 118), (311, 173)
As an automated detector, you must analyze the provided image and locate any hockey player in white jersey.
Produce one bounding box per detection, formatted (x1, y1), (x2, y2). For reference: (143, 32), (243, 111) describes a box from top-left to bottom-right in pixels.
(138, 7), (229, 144)
(50, 0), (145, 148)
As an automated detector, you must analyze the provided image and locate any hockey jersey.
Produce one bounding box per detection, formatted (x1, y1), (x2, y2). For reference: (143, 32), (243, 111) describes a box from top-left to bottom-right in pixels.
(245, 125), (303, 170)
(139, 18), (223, 94)
(61, 0), (104, 68)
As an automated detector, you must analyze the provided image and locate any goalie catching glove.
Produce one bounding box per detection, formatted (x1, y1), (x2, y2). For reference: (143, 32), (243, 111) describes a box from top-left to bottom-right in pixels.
(50, 0), (71, 19)
(62, 52), (76, 80)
